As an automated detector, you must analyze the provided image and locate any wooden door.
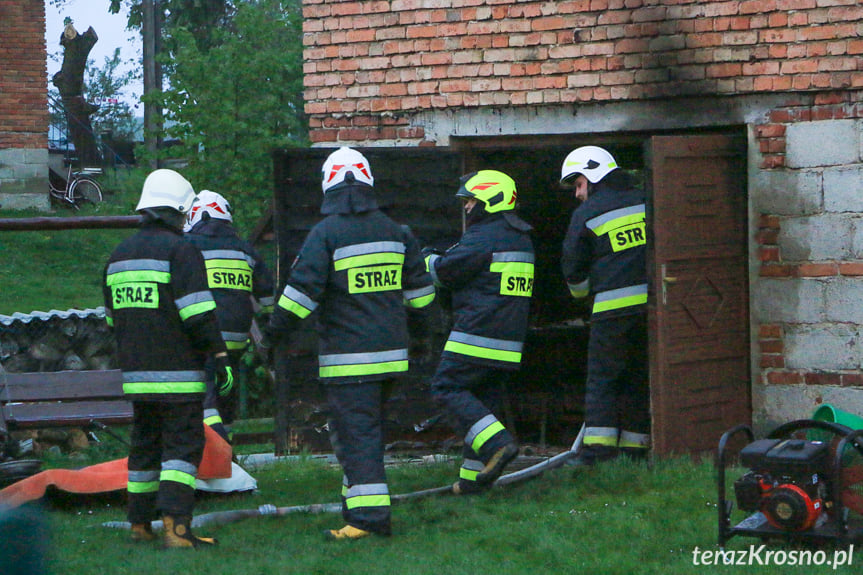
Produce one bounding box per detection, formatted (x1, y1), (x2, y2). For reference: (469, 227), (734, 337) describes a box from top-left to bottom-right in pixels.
(646, 134), (751, 456)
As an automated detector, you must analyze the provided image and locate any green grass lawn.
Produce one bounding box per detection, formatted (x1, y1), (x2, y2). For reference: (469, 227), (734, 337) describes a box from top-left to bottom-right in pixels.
(0, 170), (142, 316)
(10, 452), (856, 575)
(2, 170), (860, 574)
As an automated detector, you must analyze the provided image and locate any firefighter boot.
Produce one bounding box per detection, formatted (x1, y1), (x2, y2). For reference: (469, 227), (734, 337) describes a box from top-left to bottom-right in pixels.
(568, 445), (619, 467)
(162, 515), (218, 549)
(452, 479), (490, 495)
(130, 522), (157, 543)
(475, 441), (519, 486)
(324, 525), (371, 541)
(620, 447), (649, 463)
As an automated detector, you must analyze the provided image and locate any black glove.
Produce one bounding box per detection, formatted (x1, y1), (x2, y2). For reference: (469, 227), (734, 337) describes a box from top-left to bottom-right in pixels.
(421, 247), (442, 258)
(213, 353), (234, 397)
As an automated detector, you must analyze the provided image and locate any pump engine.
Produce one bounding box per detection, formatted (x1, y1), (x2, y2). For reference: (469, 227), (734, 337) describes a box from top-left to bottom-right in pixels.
(733, 438), (832, 532)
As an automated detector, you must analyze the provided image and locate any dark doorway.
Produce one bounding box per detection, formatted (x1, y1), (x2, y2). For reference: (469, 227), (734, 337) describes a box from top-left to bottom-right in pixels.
(271, 131), (750, 454)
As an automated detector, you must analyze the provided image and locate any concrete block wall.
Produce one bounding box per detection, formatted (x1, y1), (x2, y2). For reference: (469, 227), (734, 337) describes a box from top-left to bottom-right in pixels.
(302, 0), (863, 145)
(0, 0), (50, 210)
(753, 91), (863, 426)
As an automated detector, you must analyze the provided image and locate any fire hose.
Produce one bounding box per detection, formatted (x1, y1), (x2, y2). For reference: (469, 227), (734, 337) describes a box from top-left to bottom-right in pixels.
(101, 425), (585, 532)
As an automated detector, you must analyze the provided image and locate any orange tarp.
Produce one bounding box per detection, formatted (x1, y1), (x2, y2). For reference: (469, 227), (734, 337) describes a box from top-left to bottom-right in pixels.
(0, 425), (232, 509)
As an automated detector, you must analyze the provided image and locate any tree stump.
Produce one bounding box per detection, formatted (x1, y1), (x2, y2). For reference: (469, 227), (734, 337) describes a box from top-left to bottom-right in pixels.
(51, 23), (101, 168)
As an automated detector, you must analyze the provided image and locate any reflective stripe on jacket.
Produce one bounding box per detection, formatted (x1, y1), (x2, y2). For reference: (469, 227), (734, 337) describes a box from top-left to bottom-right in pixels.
(103, 222), (226, 401)
(271, 208), (434, 383)
(185, 219), (275, 351)
(562, 175), (647, 319)
(431, 214), (534, 370)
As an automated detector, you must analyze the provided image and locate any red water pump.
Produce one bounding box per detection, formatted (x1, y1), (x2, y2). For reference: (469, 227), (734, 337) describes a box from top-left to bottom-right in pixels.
(733, 438), (830, 531)
(718, 420), (863, 547)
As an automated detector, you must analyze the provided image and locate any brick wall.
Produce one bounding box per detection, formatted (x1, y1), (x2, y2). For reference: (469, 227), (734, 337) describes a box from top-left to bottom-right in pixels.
(0, 0), (49, 210)
(0, 0), (48, 149)
(302, 0), (863, 144)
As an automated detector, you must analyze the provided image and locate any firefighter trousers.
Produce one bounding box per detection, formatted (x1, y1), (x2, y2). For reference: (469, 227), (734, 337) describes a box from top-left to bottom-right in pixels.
(327, 381), (392, 535)
(583, 312), (650, 449)
(431, 358), (515, 485)
(127, 400), (205, 523)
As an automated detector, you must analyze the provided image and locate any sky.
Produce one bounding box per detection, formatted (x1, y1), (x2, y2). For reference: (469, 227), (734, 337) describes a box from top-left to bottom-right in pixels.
(44, 0), (143, 108)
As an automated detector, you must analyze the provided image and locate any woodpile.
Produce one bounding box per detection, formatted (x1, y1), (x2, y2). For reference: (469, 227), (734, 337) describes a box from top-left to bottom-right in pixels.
(0, 310), (115, 374)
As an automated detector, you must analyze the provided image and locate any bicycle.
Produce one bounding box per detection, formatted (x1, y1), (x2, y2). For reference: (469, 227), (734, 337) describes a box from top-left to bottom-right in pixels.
(48, 164), (103, 209)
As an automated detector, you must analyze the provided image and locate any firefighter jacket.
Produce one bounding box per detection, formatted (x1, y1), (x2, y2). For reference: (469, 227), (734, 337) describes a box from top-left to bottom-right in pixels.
(103, 221), (227, 401)
(185, 218), (275, 351)
(561, 172), (647, 320)
(270, 184), (436, 384)
(426, 212), (534, 371)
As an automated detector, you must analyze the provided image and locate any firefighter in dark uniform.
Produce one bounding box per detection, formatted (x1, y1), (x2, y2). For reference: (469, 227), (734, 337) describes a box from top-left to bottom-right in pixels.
(184, 189), (275, 443)
(425, 170), (534, 495)
(265, 147), (435, 540)
(103, 169), (234, 548)
(560, 146), (650, 465)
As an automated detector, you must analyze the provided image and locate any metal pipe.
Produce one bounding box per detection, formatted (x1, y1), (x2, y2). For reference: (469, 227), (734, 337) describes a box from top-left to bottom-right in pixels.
(0, 216), (141, 231)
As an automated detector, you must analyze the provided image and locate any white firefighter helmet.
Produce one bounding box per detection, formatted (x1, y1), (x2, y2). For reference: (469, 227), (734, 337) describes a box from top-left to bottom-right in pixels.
(136, 169), (196, 213)
(185, 190), (233, 231)
(560, 146), (619, 184)
(321, 147), (374, 193)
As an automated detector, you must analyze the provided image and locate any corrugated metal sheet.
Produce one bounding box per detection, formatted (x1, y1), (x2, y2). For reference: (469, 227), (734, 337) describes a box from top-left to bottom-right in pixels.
(0, 307), (105, 327)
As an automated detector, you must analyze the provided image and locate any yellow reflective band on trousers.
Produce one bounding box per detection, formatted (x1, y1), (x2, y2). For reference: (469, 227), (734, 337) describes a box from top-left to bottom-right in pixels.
(318, 349), (408, 379)
(471, 421), (505, 453)
(123, 381), (206, 395)
(444, 332), (523, 364)
(160, 469), (197, 489)
(619, 430), (650, 449)
(467, 414), (506, 453)
(127, 480), (159, 494)
(319, 360), (408, 379)
(344, 483), (391, 510)
(222, 331), (250, 351)
(459, 458), (484, 481)
(592, 284), (648, 314)
(584, 426), (619, 447)
(122, 370), (207, 396)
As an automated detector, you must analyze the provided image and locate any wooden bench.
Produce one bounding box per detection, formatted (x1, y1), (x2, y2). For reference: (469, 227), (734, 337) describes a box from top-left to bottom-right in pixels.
(0, 369), (132, 435)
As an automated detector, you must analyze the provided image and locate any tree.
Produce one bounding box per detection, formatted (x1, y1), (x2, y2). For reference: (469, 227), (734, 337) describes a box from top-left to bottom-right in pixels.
(52, 0), (309, 229)
(51, 20), (101, 168)
(50, 45), (140, 165)
(155, 0), (307, 228)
